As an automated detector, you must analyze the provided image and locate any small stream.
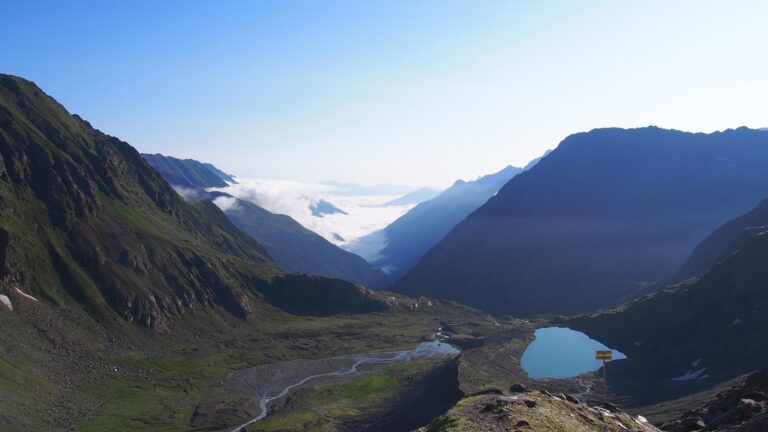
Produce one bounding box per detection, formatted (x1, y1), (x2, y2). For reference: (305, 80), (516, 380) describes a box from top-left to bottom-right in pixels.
(227, 328), (459, 431)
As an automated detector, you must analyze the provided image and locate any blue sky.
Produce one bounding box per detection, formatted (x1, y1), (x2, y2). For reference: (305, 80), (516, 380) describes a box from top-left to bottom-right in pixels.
(3, 1), (768, 187)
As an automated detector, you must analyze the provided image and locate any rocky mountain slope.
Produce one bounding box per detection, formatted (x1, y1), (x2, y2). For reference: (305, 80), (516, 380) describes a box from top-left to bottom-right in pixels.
(370, 164), (523, 280)
(0, 74), (289, 331)
(394, 127), (768, 316)
(661, 368), (768, 431)
(143, 154), (388, 288)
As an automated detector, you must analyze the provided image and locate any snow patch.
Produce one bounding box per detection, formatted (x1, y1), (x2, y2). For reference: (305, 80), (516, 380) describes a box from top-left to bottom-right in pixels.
(14, 287), (38, 302)
(634, 341), (642, 347)
(732, 318), (741, 326)
(672, 366), (708, 381)
(0, 295), (12, 311)
(692, 358), (701, 368)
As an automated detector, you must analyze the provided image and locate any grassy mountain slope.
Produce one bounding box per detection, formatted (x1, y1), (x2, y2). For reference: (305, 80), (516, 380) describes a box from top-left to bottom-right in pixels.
(0, 74), (284, 331)
(394, 127), (768, 317)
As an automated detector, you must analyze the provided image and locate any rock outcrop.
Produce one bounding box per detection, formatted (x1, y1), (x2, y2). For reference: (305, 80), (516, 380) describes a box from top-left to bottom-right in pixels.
(661, 369), (768, 431)
(420, 388), (660, 431)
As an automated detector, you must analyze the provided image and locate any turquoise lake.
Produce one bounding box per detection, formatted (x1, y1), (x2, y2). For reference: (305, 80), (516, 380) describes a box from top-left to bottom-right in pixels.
(521, 327), (627, 379)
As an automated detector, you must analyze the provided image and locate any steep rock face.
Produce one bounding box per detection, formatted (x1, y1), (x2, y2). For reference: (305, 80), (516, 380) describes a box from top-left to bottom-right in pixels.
(394, 127), (768, 316)
(372, 165), (523, 280)
(0, 74), (279, 330)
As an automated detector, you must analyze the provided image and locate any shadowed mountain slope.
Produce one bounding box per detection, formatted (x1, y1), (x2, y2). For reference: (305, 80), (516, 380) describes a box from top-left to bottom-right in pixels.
(394, 127), (768, 316)
(673, 197), (768, 282)
(565, 221), (768, 409)
(370, 164), (523, 280)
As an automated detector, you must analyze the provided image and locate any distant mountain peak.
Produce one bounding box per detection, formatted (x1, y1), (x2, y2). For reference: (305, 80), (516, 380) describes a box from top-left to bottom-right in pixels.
(384, 187), (442, 206)
(310, 199), (348, 217)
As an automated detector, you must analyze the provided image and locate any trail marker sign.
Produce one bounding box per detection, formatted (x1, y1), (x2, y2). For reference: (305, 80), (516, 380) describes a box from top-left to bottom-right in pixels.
(595, 350), (613, 361)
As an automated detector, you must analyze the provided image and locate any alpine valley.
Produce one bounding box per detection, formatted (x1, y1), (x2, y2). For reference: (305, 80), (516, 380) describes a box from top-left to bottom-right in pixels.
(3, 71), (768, 432)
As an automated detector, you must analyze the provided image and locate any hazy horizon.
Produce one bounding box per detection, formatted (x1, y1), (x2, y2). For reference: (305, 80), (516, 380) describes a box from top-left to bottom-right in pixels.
(3, 0), (768, 187)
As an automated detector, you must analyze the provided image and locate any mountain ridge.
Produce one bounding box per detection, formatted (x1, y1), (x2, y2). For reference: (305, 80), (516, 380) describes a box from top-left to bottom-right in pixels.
(393, 126), (768, 316)
(0, 74), (389, 332)
(364, 164), (524, 280)
(141, 153), (235, 188)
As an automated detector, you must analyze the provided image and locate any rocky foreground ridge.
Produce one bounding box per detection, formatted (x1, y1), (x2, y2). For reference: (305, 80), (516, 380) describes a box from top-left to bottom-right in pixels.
(419, 384), (660, 432)
(661, 369), (768, 432)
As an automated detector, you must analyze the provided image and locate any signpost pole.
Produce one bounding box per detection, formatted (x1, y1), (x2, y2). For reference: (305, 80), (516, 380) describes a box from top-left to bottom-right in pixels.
(603, 358), (607, 402)
(595, 350), (612, 402)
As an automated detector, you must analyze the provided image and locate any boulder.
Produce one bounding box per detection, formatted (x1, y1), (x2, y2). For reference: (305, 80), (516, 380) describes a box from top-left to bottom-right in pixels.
(509, 383), (531, 393)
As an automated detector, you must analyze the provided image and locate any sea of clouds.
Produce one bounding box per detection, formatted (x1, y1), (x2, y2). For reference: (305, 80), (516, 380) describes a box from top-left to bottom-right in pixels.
(208, 178), (415, 261)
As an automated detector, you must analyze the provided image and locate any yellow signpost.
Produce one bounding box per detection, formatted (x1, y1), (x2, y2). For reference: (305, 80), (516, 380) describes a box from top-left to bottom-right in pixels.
(595, 350), (612, 361)
(595, 350), (612, 401)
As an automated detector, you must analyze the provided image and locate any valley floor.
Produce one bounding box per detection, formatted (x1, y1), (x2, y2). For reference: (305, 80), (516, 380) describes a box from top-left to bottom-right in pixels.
(0, 290), (534, 432)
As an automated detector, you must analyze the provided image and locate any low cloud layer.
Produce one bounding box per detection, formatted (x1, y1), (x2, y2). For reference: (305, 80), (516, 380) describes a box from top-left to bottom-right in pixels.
(212, 195), (242, 212)
(344, 229), (390, 264)
(210, 178), (413, 258)
(173, 186), (206, 201)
